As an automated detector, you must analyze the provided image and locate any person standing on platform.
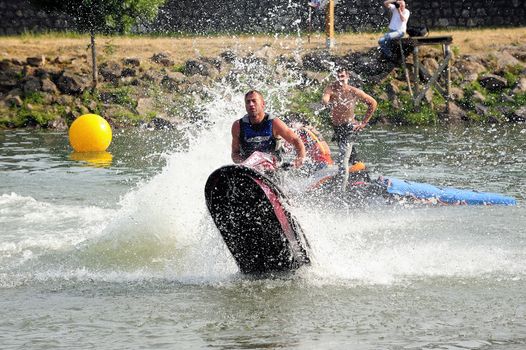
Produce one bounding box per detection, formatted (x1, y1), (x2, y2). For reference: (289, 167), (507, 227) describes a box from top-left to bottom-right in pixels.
(378, 0), (410, 58)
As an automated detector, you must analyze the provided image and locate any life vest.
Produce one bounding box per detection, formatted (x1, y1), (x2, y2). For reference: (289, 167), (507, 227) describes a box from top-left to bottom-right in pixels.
(239, 113), (278, 159)
(297, 127), (333, 166)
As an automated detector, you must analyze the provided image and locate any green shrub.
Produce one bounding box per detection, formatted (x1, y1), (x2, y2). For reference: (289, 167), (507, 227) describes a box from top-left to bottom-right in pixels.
(17, 106), (58, 127)
(23, 92), (45, 104)
(172, 64), (185, 73)
(376, 91), (438, 126)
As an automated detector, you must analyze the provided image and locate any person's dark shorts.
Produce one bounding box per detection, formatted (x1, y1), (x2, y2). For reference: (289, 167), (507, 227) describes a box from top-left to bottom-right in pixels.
(332, 123), (357, 144)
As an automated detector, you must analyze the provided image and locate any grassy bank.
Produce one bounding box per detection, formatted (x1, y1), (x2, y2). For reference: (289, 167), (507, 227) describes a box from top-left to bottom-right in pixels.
(1, 28), (525, 64)
(1, 28), (525, 129)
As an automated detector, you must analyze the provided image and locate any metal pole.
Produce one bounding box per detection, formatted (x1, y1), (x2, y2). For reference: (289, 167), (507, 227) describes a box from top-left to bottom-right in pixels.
(325, 0), (335, 49)
(308, 6), (312, 44)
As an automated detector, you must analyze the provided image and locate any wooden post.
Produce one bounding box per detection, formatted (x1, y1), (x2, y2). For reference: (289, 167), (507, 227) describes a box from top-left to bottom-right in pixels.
(308, 6), (312, 44)
(325, 0), (335, 49)
(398, 39), (413, 97)
(402, 36), (453, 110)
(414, 50), (452, 106)
(444, 43), (451, 113)
(90, 30), (98, 90)
(413, 46), (419, 97)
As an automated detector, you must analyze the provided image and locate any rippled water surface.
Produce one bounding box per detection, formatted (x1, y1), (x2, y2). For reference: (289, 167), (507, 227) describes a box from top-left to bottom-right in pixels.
(1, 110), (525, 349)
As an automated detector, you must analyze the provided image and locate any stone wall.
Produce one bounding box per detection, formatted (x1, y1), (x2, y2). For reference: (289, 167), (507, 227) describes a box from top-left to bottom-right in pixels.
(407, 0), (526, 28)
(0, 1), (70, 35)
(0, 0), (525, 35)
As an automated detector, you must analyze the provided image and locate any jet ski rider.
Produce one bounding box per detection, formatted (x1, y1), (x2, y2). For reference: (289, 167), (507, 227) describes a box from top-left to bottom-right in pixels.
(231, 90), (306, 167)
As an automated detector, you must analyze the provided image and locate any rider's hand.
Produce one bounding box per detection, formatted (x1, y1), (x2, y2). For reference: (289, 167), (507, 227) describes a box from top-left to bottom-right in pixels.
(294, 156), (305, 168)
(353, 122), (367, 131)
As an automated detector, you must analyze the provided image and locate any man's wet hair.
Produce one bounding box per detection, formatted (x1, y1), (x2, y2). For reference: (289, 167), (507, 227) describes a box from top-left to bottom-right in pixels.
(245, 90), (264, 100)
(336, 67), (347, 73)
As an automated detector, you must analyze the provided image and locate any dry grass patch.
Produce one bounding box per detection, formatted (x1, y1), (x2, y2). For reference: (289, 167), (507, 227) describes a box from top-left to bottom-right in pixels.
(0, 28), (524, 64)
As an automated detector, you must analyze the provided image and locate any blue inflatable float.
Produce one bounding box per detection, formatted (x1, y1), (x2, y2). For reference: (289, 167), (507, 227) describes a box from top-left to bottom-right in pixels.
(381, 177), (517, 205)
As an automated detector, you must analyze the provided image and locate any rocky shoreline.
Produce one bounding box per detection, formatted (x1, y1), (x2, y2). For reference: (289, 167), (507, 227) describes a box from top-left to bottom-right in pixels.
(0, 42), (525, 129)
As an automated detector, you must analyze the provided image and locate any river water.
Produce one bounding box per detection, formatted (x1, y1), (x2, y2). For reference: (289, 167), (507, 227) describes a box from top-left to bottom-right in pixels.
(1, 89), (525, 349)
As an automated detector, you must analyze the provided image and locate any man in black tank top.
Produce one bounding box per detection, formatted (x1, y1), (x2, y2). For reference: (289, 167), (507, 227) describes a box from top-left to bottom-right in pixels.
(231, 90), (306, 167)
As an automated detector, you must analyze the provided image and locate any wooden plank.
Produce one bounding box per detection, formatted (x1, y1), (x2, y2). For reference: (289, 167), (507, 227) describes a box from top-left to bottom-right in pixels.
(413, 46), (420, 96)
(401, 36), (453, 47)
(414, 51), (452, 106)
(444, 44), (452, 113)
(398, 39), (413, 97)
(419, 66), (447, 97)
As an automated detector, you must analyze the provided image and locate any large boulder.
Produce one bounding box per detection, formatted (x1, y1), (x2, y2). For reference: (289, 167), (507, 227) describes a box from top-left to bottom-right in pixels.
(141, 69), (163, 84)
(479, 74), (508, 92)
(510, 106), (526, 122)
(450, 87), (464, 101)
(496, 50), (523, 71)
(455, 56), (486, 79)
(40, 78), (58, 94)
(22, 76), (42, 95)
(184, 59), (207, 75)
(99, 61), (123, 83)
(512, 77), (526, 94)
(123, 57), (141, 67)
(56, 71), (90, 94)
(445, 102), (467, 123)
(0, 60), (21, 92)
(136, 98), (155, 117)
(6, 95), (23, 107)
(219, 50), (238, 64)
(151, 52), (174, 67)
(26, 56), (45, 67)
(161, 71), (186, 91)
(183, 59), (218, 78)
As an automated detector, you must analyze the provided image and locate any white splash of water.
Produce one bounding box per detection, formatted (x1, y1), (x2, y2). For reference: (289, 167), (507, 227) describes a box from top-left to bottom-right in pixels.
(59, 68), (308, 282)
(296, 205), (526, 285)
(0, 192), (114, 268)
(2, 59), (524, 287)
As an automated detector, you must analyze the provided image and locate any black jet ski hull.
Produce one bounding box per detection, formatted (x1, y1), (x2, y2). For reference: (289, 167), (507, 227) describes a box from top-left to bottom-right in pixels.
(205, 165), (310, 275)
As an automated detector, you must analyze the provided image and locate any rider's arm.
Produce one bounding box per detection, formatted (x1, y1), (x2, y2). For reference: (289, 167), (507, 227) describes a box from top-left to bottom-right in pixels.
(351, 87), (378, 128)
(231, 120), (244, 164)
(321, 85), (332, 107)
(273, 119), (306, 167)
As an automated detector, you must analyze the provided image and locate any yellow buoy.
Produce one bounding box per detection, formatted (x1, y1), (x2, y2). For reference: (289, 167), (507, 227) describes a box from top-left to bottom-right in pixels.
(69, 114), (112, 152)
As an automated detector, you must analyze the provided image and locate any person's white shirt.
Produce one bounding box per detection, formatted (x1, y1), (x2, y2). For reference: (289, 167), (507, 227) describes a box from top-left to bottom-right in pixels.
(388, 4), (410, 32)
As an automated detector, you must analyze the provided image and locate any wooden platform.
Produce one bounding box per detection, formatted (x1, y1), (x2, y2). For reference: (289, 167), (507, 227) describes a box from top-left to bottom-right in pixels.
(397, 35), (453, 111)
(401, 36), (453, 46)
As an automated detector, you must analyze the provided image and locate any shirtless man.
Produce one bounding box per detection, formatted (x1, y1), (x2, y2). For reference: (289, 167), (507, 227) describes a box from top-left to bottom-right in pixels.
(321, 68), (377, 170)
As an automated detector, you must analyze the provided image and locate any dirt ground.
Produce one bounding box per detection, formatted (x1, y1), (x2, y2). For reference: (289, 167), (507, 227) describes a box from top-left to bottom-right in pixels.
(0, 28), (525, 64)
